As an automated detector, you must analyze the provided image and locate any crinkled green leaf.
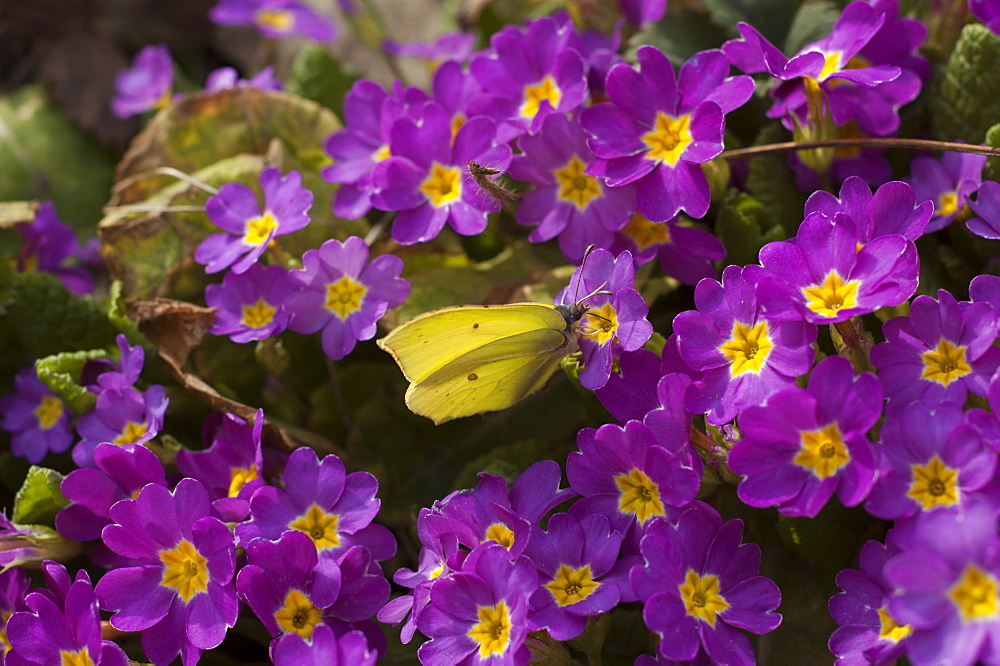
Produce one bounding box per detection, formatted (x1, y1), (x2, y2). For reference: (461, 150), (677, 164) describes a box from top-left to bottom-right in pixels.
(107, 280), (142, 339)
(286, 44), (359, 116)
(6, 271), (117, 357)
(783, 0), (839, 55)
(745, 123), (807, 235)
(716, 189), (787, 267)
(634, 9), (731, 66)
(0, 85), (116, 231)
(12, 465), (69, 527)
(985, 123), (1000, 179)
(931, 24), (1000, 144)
(35, 349), (110, 415)
(701, 0), (800, 43)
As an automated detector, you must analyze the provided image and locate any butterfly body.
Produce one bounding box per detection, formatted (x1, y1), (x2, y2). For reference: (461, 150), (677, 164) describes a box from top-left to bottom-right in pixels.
(378, 302), (587, 424)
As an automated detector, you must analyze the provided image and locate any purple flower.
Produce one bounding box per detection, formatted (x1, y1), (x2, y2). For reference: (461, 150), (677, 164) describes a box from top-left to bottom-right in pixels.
(0, 368), (73, 464)
(906, 150), (986, 233)
(111, 44), (174, 118)
(755, 210), (918, 324)
(558, 247), (653, 390)
(967, 179), (1000, 240)
(271, 624), (377, 665)
(372, 101), (511, 244)
(594, 349), (667, 422)
(630, 501), (782, 663)
(510, 112), (636, 263)
(828, 539), (911, 665)
(0, 513), (83, 570)
(205, 263), (297, 342)
(210, 0), (336, 41)
(581, 46), (753, 221)
(611, 212), (726, 286)
(95, 479), (239, 666)
(567, 421), (702, 535)
(234, 446), (396, 562)
(524, 513), (630, 640)
(416, 542), (538, 665)
(72, 384), (168, 468)
(883, 499), (1000, 664)
(864, 401), (996, 521)
(673, 265), (817, 425)
(971, 0), (1000, 34)
(195, 167), (313, 275)
(383, 32), (476, 65)
(81, 334), (146, 393)
(804, 176), (932, 242)
(728, 356), (881, 517)
(468, 15), (588, 137)
(5, 563), (129, 666)
(205, 66), (283, 92)
(176, 410), (266, 522)
(285, 237), (409, 360)
(16, 202), (93, 295)
(0, 566), (29, 647)
(619, 0), (667, 26)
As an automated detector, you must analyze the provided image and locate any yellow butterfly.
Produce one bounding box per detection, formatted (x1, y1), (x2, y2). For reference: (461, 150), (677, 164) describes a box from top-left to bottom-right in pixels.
(377, 301), (589, 424)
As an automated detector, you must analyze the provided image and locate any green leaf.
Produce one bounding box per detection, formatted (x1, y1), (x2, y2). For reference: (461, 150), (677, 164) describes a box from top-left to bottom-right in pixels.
(783, 1), (839, 55)
(286, 44), (359, 116)
(35, 349), (111, 415)
(0, 86), (116, 232)
(985, 123), (1000, 179)
(931, 24), (1000, 144)
(634, 9), (732, 66)
(776, 502), (876, 572)
(745, 122), (807, 234)
(107, 280), (142, 339)
(715, 190), (787, 267)
(701, 0), (801, 43)
(5, 271), (117, 357)
(12, 465), (69, 527)
(0, 257), (16, 317)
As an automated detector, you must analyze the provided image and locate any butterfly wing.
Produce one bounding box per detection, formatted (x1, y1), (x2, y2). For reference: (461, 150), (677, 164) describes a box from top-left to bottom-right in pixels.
(377, 303), (570, 383)
(403, 327), (572, 424)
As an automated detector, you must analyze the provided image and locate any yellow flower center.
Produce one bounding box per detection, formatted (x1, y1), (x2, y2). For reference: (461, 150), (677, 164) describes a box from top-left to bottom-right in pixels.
(793, 423), (850, 479)
(34, 395), (64, 429)
(154, 89), (172, 110)
(450, 114), (466, 141)
(679, 569), (730, 627)
(950, 564), (999, 621)
(520, 76), (561, 119)
(906, 455), (959, 510)
(719, 320), (774, 375)
(485, 523), (516, 550)
(583, 302), (618, 346)
(420, 163), (463, 207)
(877, 605), (912, 642)
(622, 212), (671, 250)
(615, 467), (665, 524)
(228, 465), (259, 498)
(275, 589), (323, 638)
(937, 191), (959, 217)
(642, 112), (693, 166)
(160, 539), (209, 602)
(468, 600), (512, 658)
(325, 275), (367, 319)
(60, 647), (95, 666)
(802, 271), (860, 318)
(289, 504), (340, 550)
(114, 421), (148, 446)
(255, 9), (294, 32)
(555, 155), (602, 210)
(243, 211), (278, 246)
(818, 51), (843, 81)
(240, 299), (278, 329)
(921, 339), (971, 386)
(544, 564), (601, 607)
(374, 144), (391, 161)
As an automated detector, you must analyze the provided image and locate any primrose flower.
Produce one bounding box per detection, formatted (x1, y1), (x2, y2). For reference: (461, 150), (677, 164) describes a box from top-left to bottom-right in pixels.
(16, 201), (93, 295)
(210, 0), (336, 41)
(558, 247), (653, 390)
(566, 421), (702, 536)
(804, 176), (932, 242)
(630, 501), (782, 663)
(0, 368), (73, 464)
(581, 45), (753, 221)
(205, 66), (283, 92)
(594, 348), (667, 422)
(285, 236), (409, 360)
(234, 446), (396, 562)
(5, 563), (129, 666)
(620, 0), (667, 26)
(96, 479), (238, 665)
(176, 410), (266, 522)
(883, 499), (1000, 665)
(205, 263), (297, 343)
(416, 542), (537, 666)
(828, 538), (911, 665)
(612, 212), (726, 286)
(672, 264), (817, 425)
(509, 112), (636, 263)
(971, 0), (1000, 34)
(270, 624), (377, 665)
(906, 151), (986, 233)
(195, 167), (313, 275)
(728, 356), (881, 517)
(383, 32), (476, 66)
(864, 401), (996, 521)
(371, 101), (511, 244)
(967, 180), (1000, 240)
(111, 44), (174, 118)
(85, 334), (146, 392)
(72, 384), (168, 468)
(754, 210), (918, 325)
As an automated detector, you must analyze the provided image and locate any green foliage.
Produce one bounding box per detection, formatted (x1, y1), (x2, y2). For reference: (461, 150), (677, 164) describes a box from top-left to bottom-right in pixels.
(776, 502), (880, 572)
(286, 44), (359, 117)
(783, 0), (840, 54)
(931, 24), (1000, 144)
(635, 9), (732, 66)
(702, 0), (801, 43)
(745, 123), (808, 233)
(0, 257), (15, 317)
(716, 190), (787, 267)
(12, 465), (69, 527)
(985, 122), (1000, 179)
(35, 349), (111, 415)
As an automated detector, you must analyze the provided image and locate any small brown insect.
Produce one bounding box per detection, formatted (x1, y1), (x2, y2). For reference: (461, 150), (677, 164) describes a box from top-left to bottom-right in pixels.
(468, 161), (521, 206)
